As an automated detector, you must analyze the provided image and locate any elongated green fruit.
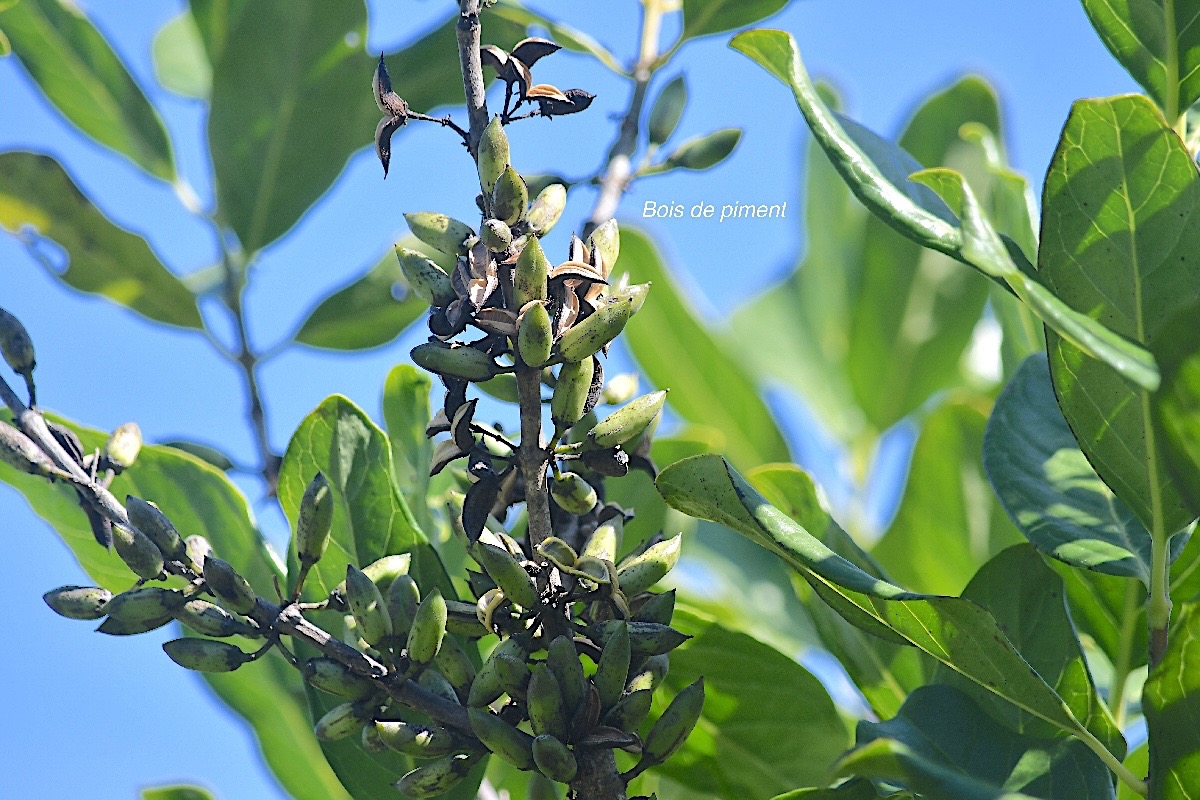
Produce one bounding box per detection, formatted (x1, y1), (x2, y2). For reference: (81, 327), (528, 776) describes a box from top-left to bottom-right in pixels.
(0, 307), (35, 377)
(419, 668), (461, 705)
(376, 720), (458, 756)
(582, 517), (623, 563)
(345, 564), (393, 646)
(514, 237), (550, 306)
(433, 640), (476, 692)
(546, 636), (586, 714)
(314, 701), (372, 741)
(44, 586), (112, 620)
(642, 678), (705, 765)
(296, 472), (333, 565)
(393, 753), (477, 798)
(125, 496), (186, 560)
(587, 219), (620, 273)
(204, 557), (257, 614)
(477, 374), (520, 404)
(532, 734), (578, 782)
(472, 543), (538, 609)
(518, 302), (554, 368)
(469, 638), (526, 706)
(551, 357), (594, 428)
(334, 555), (412, 603)
(478, 116), (509, 194)
(604, 687), (653, 732)
(558, 284), (649, 362)
(185, 535), (212, 571)
(303, 657), (375, 699)
(446, 599), (489, 637)
(550, 472), (597, 515)
(492, 165), (528, 225)
(526, 183), (566, 234)
(469, 708), (535, 769)
(594, 620), (630, 711)
(633, 589), (676, 626)
(100, 587), (183, 634)
(104, 422), (142, 470)
(162, 638), (249, 673)
(408, 588), (448, 665)
(494, 650), (531, 695)
(596, 619), (690, 658)
(481, 218), (513, 252)
(405, 212), (475, 256)
(411, 342), (498, 382)
(586, 391), (667, 450)
(383, 574), (418, 635)
(176, 599), (257, 638)
(111, 523), (164, 579)
(617, 534), (682, 596)
(527, 664), (568, 740)
(396, 247), (457, 307)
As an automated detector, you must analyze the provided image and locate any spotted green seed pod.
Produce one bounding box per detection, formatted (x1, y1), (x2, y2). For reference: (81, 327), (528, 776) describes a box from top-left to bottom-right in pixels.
(433, 639), (476, 693)
(546, 636), (586, 715)
(125, 496), (186, 561)
(586, 219), (620, 273)
(469, 708), (535, 769)
(582, 517), (623, 563)
(517, 302), (554, 368)
(404, 212), (475, 256)
(641, 678), (705, 766)
(295, 472), (333, 566)
(411, 342), (498, 382)
(467, 651), (505, 708)
(596, 620), (690, 658)
(43, 585), (112, 620)
(360, 554), (411, 591)
(314, 700), (373, 741)
(445, 600), (489, 638)
(162, 638), (250, 673)
(204, 557), (257, 614)
(376, 720), (458, 756)
(558, 284), (649, 363)
(492, 165), (528, 226)
(604, 687), (653, 732)
(551, 357), (594, 429)
(477, 116), (509, 194)
(472, 543), (538, 609)
(494, 649), (531, 695)
(112, 523), (165, 579)
(527, 663), (568, 740)
(385, 573), (421, 634)
(594, 620), (630, 711)
(526, 183), (567, 235)
(345, 564), (393, 646)
(514, 237), (550, 307)
(481, 218), (513, 252)
(99, 587), (183, 635)
(393, 753), (477, 798)
(0, 307), (35, 377)
(175, 599), (258, 638)
(550, 472), (597, 516)
(396, 247), (457, 307)
(407, 588), (447, 666)
(586, 391), (667, 450)
(532, 734), (578, 783)
(419, 668), (462, 705)
(104, 422), (142, 470)
(617, 534), (682, 596)
(303, 657), (375, 699)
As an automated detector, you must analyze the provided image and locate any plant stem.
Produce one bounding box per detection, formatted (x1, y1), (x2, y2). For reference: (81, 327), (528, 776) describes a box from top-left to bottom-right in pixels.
(456, 0), (488, 154)
(1108, 579), (1140, 727)
(1149, 528), (1172, 666)
(517, 366), (554, 547)
(572, 748), (628, 800)
(1075, 723), (1148, 797)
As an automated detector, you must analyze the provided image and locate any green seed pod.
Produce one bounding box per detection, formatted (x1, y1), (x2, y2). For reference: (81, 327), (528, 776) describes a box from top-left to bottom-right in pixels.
(582, 517), (623, 563)
(345, 564), (393, 646)
(314, 700), (372, 741)
(601, 372), (638, 405)
(535, 537), (578, 573)
(550, 472), (597, 516)
(527, 663), (568, 740)
(467, 652), (505, 708)
(376, 720), (458, 756)
(586, 391), (667, 450)
(361, 554), (411, 591)
(494, 649), (531, 695)
(641, 678), (705, 765)
(551, 357), (594, 429)
(604, 687), (653, 733)
(477, 116), (510, 194)
(411, 342), (498, 382)
(472, 543), (538, 609)
(446, 599), (489, 638)
(111, 523), (165, 579)
(586, 219), (620, 274)
(125, 496), (186, 560)
(517, 302), (554, 368)
(204, 557), (258, 614)
(648, 74), (687, 146)
(665, 128), (741, 171)
(419, 668), (461, 705)
(386, 573), (421, 634)
(97, 587), (182, 635)
(296, 472), (333, 566)
(526, 183), (567, 235)
(404, 212), (475, 257)
(532, 734), (577, 783)
(476, 374), (520, 404)
(0, 421), (58, 478)
(492, 166), (528, 226)
(557, 284), (650, 363)
(104, 422), (142, 470)
(597, 620), (690, 658)
(396, 247), (457, 307)
(184, 535), (212, 572)
(569, 555), (610, 585)
(0, 306), (35, 377)
(627, 654), (669, 693)
(176, 599), (258, 638)
(43, 585), (112, 620)
(433, 639), (476, 693)
(546, 636), (586, 715)
(303, 657), (375, 699)
(594, 621), (630, 711)
(469, 708), (535, 769)
(362, 719), (387, 753)
(481, 218), (513, 252)
(514, 237), (550, 307)
(162, 638), (250, 673)
(393, 753), (477, 798)
(633, 589), (676, 626)
(407, 588), (448, 665)
(617, 534), (682, 596)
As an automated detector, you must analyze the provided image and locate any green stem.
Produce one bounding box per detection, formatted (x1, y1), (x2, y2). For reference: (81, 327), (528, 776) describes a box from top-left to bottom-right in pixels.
(1075, 725), (1148, 797)
(1149, 527), (1172, 666)
(1108, 580), (1140, 727)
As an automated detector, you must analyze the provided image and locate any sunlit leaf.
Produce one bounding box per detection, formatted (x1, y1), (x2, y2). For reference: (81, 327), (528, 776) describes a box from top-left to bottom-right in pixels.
(152, 11), (210, 98)
(1143, 600), (1200, 798)
(680, 0), (791, 40)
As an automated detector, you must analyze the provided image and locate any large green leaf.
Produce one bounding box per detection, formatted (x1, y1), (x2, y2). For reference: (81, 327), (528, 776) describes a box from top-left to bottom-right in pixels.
(1080, 0), (1200, 118)
(0, 412), (350, 800)
(0, 152), (202, 328)
(381, 364), (435, 537)
(872, 398), (1022, 594)
(838, 684), (1116, 800)
(1157, 298), (1200, 514)
(619, 227), (790, 470)
(152, 11), (211, 99)
(644, 607), (848, 800)
(0, 0), (174, 179)
(655, 454), (1124, 759)
(986, 354), (1168, 582)
(1143, 600), (1200, 799)
(293, 252), (425, 351)
(1040, 94), (1199, 539)
(680, 0), (791, 40)
(729, 29), (1159, 393)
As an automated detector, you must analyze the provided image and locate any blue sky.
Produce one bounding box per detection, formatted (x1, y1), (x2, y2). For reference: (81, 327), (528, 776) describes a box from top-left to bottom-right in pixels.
(0, 1), (1141, 797)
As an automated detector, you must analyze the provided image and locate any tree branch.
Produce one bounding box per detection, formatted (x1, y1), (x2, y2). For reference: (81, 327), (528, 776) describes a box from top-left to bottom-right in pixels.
(456, 0), (489, 154)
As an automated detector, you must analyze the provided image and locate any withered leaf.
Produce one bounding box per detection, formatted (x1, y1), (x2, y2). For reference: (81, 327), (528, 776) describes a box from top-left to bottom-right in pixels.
(451, 398), (478, 454)
(462, 473), (502, 545)
(537, 88), (596, 117)
(511, 37), (562, 68)
(525, 83), (570, 103)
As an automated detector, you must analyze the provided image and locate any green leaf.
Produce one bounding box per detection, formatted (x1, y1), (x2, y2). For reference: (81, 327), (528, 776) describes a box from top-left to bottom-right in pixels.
(655, 454), (1121, 755)
(1143, 600), (1200, 799)
(0, 152), (202, 328)
(646, 607), (849, 800)
(190, 0), (248, 64)
(0, 412), (350, 800)
(619, 227), (790, 470)
(152, 11), (211, 99)
(381, 364), (435, 536)
(1157, 300), (1200, 514)
(872, 398), (1022, 595)
(1039, 94), (1199, 537)
(159, 439), (236, 472)
(681, 0), (790, 40)
(730, 29), (1160, 393)
(141, 787), (215, 800)
(1080, 0), (1200, 117)
(838, 684), (1116, 800)
(0, 0), (174, 179)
